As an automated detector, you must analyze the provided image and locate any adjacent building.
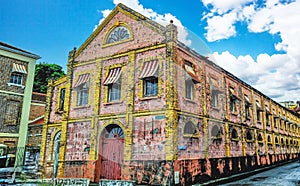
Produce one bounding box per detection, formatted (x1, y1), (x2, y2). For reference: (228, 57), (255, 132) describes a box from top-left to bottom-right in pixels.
(39, 4), (300, 185)
(0, 42), (40, 166)
(28, 92), (46, 153)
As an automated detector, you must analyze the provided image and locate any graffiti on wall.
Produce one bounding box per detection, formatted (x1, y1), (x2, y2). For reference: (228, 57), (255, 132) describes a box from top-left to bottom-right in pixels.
(122, 160), (173, 185)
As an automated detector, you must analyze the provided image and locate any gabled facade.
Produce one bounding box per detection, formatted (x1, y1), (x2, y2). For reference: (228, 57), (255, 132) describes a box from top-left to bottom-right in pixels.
(0, 42), (40, 167)
(40, 4), (300, 185)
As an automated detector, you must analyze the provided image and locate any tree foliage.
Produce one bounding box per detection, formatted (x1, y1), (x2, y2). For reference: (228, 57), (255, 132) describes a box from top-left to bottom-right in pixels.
(33, 62), (65, 93)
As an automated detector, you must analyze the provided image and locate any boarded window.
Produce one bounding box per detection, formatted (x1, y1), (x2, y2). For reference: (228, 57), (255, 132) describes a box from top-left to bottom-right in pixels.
(5, 100), (20, 125)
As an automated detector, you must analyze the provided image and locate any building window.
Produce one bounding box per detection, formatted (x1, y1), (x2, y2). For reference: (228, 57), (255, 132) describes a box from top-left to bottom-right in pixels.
(10, 73), (23, 85)
(73, 73), (90, 106)
(212, 91), (218, 108)
(139, 60), (159, 98)
(231, 128), (239, 141)
(265, 107), (270, 126)
(77, 83), (89, 106)
(106, 26), (130, 44)
(144, 77), (158, 97)
(229, 87), (238, 113)
(185, 78), (194, 100)
(59, 88), (65, 111)
(183, 122), (197, 135)
(256, 101), (262, 122)
(244, 95), (251, 119)
(5, 100), (20, 125)
(108, 83), (121, 102)
(103, 67), (122, 102)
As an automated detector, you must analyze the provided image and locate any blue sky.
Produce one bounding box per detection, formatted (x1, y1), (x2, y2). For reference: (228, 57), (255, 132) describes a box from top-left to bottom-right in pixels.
(1, 0), (299, 102)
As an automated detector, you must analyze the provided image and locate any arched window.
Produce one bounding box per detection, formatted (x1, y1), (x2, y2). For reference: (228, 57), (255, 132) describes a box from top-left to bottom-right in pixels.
(258, 133), (263, 142)
(211, 125), (222, 138)
(184, 122), (197, 135)
(231, 128), (238, 140)
(246, 130), (253, 141)
(275, 137), (279, 144)
(267, 135), (271, 143)
(106, 26), (130, 44)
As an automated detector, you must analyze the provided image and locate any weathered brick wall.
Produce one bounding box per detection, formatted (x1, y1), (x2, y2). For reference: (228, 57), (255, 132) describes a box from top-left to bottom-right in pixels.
(27, 124), (42, 148)
(132, 116), (166, 160)
(205, 65), (225, 120)
(0, 55), (27, 93)
(122, 160), (173, 185)
(177, 116), (205, 159)
(75, 12), (164, 62)
(65, 121), (91, 161)
(0, 93), (22, 133)
(0, 55), (27, 135)
(49, 82), (67, 123)
(176, 50), (203, 115)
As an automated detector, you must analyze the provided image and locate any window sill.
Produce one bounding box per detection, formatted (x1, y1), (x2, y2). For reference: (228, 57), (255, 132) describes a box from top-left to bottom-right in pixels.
(7, 83), (25, 89)
(183, 98), (196, 104)
(55, 110), (64, 114)
(74, 105), (90, 109)
(230, 112), (238, 116)
(212, 107), (220, 111)
(103, 101), (123, 105)
(139, 96), (159, 101)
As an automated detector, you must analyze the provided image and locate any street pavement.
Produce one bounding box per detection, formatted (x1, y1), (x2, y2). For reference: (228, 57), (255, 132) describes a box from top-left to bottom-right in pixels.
(222, 161), (300, 186)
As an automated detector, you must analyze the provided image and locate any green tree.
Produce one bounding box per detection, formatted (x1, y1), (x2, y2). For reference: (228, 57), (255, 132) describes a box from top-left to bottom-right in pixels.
(33, 62), (65, 93)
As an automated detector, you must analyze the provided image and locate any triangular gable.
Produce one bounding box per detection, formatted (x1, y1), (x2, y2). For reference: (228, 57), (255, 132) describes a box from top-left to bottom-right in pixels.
(74, 3), (166, 59)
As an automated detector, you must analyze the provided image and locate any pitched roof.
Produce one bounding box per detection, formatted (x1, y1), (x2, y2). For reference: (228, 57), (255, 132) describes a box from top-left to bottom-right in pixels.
(0, 42), (40, 59)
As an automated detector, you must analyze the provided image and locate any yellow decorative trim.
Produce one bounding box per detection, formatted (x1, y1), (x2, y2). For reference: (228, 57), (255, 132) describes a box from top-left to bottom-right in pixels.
(74, 44), (166, 68)
(224, 122), (230, 157)
(53, 76), (67, 86)
(102, 21), (134, 48)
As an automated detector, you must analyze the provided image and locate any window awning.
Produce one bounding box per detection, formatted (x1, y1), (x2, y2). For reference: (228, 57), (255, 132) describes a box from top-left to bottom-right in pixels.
(73, 73), (90, 88)
(256, 101), (263, 111)
(12, 63), (27, 74)
(265, 106), (270, 115)
(273, 110), (279, 118)
(244, 95), (251, 105)
(103, 67), (122, 85)
(229, 87), (239, 100)
(139, 60), (158, 79)
(184, 64), (200, 83)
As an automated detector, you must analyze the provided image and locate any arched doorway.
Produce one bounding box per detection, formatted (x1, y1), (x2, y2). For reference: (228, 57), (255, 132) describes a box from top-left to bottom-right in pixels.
(99, 124), (124, 180)
(53, 131), (61, 178)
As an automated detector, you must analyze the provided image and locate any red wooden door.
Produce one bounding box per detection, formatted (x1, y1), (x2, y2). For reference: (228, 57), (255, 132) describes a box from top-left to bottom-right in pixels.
(101, 136), (124, 179)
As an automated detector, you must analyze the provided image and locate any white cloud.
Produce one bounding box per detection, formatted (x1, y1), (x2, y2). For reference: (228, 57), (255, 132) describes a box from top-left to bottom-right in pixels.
(205, 12), (237, 42)
(202, 0), (252, 14)
(202, 0), (300, 102)
(96, 0), (191, 46)
(211, 51), (300, 102)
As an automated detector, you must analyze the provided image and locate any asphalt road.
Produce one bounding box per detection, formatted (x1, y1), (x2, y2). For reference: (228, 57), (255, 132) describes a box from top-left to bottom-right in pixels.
(222, 161), (300, 186)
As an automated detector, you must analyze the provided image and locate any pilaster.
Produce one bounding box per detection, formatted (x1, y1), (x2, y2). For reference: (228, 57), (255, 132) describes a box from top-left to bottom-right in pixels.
(165, 21), (179, 160)
(124, 51), (135, 160)
(39, 80), (54, 169)
(224, 122), (230, 157)
(58, 48), (76, 177)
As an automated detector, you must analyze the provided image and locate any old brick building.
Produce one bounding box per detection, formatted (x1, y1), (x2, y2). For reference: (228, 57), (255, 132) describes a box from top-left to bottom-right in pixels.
(28, 92), (46, 152)
(0, 42), (40, 166)
(40, 4), (300, 185)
